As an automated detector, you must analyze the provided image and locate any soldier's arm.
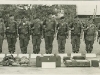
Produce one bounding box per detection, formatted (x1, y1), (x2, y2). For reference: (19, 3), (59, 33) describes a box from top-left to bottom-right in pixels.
(69, 23), (74, 30)
(80, 23), (83, 38)
(18, 23), (22, 34)
(94, 25), (97, 38)
(42, 20), (46, 38)
(15, 22), (18, 35)
(5, 21), (9, 34)
(40, 22), (43, 38)
(56, 22), (59, 33)
(66, 23), (69, 36)
(28, 24), (31, 36)
(30, 23), (34, 35)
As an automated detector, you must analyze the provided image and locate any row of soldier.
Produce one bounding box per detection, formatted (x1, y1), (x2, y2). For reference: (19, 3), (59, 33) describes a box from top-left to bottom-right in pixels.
(0, 14), (99, 54)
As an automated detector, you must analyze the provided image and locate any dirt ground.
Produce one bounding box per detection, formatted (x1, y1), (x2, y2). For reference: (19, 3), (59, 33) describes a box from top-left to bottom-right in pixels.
(0, 35), (100, 74)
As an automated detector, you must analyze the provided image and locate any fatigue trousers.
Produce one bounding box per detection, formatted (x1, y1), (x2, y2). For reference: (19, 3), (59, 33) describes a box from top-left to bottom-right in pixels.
(0, 34), (4, 53)
(32, 35), (41, 54)
(44, 36), (54, 54)
(71, 35), (80, 53)
(19, 37), (29, 54)
(85, 39), (94, 53)
(7, 37), (17, 53)
(57, 35), (66, 53)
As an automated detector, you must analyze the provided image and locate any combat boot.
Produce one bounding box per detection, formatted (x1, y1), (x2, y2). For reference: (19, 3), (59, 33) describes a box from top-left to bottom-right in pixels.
(33, 51), (36, 54)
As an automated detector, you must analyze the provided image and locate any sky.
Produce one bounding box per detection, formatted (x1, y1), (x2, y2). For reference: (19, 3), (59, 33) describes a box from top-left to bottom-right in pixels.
(0, 1), (100, 15)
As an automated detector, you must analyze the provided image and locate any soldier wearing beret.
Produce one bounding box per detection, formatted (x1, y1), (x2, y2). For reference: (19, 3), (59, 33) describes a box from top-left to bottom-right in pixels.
(18, 17), (30, 54)
(30, 18), (43, 54)
(0, 17), (5, 53)
(70, 16), (83, 53)
(5, 16), (18, 53)
(84, 19), (96, 53)
(43, 14), (56, 54)
(56, 17), (69, 53)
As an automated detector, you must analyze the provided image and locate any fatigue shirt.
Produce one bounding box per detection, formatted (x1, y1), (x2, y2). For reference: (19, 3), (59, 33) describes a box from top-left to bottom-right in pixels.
(6, 21), (17, 38)
(43, 19), (56, 36)
(18, 22), (30, 39)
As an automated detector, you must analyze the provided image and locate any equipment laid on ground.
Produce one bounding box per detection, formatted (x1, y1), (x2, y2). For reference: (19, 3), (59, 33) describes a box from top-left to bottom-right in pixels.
(1, 55), (15, 66)
(72, 56), (86, 60)
(19, 56), (29, 65)
(36, 54), (61, 67)
(63, 57), (70, 61)
(91, 60), (99, 67)
(64, 59), (90, 67)
(63, 55), (91, 67)
(1, 55), (29, 66)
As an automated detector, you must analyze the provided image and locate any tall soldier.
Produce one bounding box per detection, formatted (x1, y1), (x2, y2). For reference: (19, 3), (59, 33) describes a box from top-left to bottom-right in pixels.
(56, 17), (69, 53)
(30, 18), (43, 54)
(5, 16), (17, 53)
(18, 17), (30, 54)
(0, 18), (5, 53)
(70, 16), (83, 53)
(43, 15), (56, 54)
(84, 19), (96, 53)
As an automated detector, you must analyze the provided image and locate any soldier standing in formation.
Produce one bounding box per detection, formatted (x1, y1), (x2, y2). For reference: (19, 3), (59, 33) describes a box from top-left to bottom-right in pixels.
(84, 19), (96, 53)
(0, 18), (5, 53)
(18, 17), (30, 54)
(43, 15), (56, 54)
(5, 16), (17, 53)
(56, 17), (69, 53)
(30, 18), (43, 54)
(97, 23), (100, 44)
(70, 16), (83, 53)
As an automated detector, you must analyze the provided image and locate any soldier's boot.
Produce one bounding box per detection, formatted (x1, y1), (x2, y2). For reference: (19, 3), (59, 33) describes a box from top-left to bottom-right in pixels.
(36, 50), (40, 54)
(9, 51), (14, 54)
(33, 51), (36, 54)
(61, 49), (65, 53)
(58, 49), (62, 53)
(73, 49), (76, 53)
(48, 50), (52, 54)
(0, 47), (2, 53)
(24, 48), (27, 54)
(36, 46), (40, 54)
(0, 49), (2, 53)
(88, 50), (92, 53)
(76, 50), (79, 53)
(46, 50), (49, 54)
(73, 51), (76, 53)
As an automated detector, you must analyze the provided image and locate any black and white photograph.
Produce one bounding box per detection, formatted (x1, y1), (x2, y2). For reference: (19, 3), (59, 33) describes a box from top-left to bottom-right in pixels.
(0, 0), (100, 74)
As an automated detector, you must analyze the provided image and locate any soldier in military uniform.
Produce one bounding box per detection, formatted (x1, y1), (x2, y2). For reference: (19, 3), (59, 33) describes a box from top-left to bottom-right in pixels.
(43, 15), (56, 54)
(18, 17), (30, 54)
(97, 23), (100, 44)
(70, 16), (83, 53)
(0, 18), (5, 53)
(84, 19), (96, 53)
(82, 20), (88, 43)
(56, 17), (69, 53)
(5, 16), (17, 53)
(30, 18), (43, 54)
